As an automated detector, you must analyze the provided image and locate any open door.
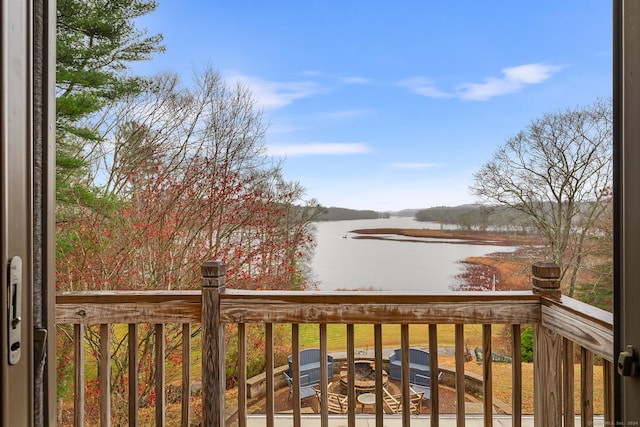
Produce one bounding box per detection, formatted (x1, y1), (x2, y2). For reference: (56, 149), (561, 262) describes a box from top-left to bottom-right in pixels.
(615, 0), (640, 423)
(0, 1), (56, 426)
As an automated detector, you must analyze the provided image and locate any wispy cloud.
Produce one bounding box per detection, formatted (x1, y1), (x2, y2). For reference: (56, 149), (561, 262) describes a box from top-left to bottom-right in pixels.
(340, 76), (371, 84)
(225, 72), (320, 110)
(317, 109), (373, 120)
(402, 63), (564, 102)
(391, 162), (440, 169)
(456, 63), (564, 101)
(267, 143), (371, 157)
(400, 77), (453, 99)
(301, 70), (323, 77)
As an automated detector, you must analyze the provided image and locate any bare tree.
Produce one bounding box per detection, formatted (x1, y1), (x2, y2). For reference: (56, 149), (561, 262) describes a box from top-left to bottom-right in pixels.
(470, 99), (612, 297)
(55, 66), (324, 413)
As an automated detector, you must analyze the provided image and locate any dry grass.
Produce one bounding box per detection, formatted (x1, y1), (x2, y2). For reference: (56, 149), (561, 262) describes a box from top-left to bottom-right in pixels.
(439, 354), (606, 415)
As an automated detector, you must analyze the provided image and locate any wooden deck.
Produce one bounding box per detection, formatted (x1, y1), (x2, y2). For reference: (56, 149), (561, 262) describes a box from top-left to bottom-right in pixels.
(55, 261), (614, 427)
(237, 415), (606, 427)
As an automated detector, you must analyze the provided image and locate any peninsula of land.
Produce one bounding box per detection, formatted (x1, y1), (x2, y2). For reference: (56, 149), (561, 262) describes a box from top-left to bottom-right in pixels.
(350, 227), (543, 291)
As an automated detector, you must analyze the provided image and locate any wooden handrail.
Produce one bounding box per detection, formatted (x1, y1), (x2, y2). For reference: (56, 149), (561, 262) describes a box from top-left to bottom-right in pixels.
(54, 260), (614, 427)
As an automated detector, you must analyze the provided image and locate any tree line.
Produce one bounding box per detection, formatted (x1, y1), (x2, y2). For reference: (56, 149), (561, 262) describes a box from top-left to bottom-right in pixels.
(414, 204), (535, 232)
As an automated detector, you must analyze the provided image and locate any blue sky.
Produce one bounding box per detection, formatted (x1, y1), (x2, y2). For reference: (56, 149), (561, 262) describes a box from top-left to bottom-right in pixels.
(134, 1), (612, 212)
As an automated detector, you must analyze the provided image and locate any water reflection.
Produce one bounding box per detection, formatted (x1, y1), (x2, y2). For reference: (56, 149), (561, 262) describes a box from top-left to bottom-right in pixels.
(311, 217), (516, 292)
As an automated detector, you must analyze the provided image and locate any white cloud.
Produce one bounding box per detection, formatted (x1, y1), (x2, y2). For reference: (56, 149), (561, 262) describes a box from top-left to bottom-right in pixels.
(340, 76), (370, 84)
(318, 109), (373, 120)
(391, 162), (440, 169)
(456, 63), (564, 101)
(225, 72), (319, 110)
(300, 70), (323, 77)
(267, 142), (371, 157)
(400, 77), (453, 99)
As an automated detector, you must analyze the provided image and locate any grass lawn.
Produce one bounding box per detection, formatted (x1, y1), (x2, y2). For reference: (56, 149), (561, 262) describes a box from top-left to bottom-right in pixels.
(62, 321), (604, 424)
(298, 323), (490, 350)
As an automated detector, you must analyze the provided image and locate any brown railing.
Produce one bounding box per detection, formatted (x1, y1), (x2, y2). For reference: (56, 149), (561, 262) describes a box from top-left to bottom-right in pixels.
(55, 261), (614, 426)
(56, 291), (202, 426)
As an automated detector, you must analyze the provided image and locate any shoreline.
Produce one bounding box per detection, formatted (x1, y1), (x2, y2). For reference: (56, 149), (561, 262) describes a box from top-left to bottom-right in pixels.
(350, 227), (541, 291)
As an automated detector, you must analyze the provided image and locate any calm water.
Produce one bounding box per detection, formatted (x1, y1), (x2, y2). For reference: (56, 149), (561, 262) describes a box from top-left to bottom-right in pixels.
(311, 217), (515, 292)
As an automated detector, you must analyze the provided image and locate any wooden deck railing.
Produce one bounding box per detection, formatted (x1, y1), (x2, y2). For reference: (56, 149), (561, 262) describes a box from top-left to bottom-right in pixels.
(55, 261), (614, 427)
(56, 291), (202, 426)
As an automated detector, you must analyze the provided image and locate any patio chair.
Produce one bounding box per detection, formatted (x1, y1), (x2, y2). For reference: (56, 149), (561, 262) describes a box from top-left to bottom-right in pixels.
(283, 372), (318, 401)
(409, 371), (443, 401)
(315, 383), (349, 414)
(388, 347), (430, 382)
(288, 348), (334, 384)
(382, 387), (423, 414)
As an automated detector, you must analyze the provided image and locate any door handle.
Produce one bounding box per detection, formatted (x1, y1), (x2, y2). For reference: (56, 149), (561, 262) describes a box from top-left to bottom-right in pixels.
(618, 345), (640, 377)
(7, 256), (22, 365)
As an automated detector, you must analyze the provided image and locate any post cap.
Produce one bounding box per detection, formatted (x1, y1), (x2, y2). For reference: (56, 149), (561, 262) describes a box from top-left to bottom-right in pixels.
(201, 260), (226, 278)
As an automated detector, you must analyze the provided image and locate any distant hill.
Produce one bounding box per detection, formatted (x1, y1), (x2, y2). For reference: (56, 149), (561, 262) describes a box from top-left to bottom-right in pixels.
(317, 207), (382, 221)
(391, 209), (420, 217)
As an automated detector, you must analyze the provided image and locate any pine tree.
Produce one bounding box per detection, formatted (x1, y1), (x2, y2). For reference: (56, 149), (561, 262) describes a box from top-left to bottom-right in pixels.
(55, 0), (164, 205)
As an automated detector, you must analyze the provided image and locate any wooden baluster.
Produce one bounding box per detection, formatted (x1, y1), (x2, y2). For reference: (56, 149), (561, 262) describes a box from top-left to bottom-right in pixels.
(100, 324), (111, 427)
(563, 338), (575, 427)
(319, 324), (329, 427)
(580, 348), (594, 427)
(292, 323), (301, 427)
(511, 324), (522, 427)
(128, 324), (138, 426)
(533, 321), (563, 427)
(429, 324), (439, 427)
(181, 323), (190, 427)
(74, 323), (85, 427)
(155, 324), (165, 427)
(265, 323), (274, 427)
(201, 260), (226, 427)
(483, 324), (493, 427)
(603, 359), (614, 426)
(374, 324), (384, 427)
(455, 324), (465, 427)
(400, 324), (410, 426)
(237, 323), (247, 427)
(347, 324), (356, 427)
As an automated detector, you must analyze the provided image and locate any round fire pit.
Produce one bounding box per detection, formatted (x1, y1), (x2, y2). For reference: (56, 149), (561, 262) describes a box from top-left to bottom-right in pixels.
(339, 360), (388, 393)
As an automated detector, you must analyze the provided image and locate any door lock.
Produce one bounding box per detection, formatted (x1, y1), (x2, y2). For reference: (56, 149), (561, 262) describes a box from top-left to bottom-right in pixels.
(617, 345), (639, 377)
(7, 256), (22, 365)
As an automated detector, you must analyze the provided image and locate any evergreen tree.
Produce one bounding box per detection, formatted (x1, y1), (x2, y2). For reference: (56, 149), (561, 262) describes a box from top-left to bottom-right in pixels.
(56, 0), (164, 205)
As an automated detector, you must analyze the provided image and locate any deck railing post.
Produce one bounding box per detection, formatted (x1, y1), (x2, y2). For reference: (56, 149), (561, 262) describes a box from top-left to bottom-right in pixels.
(532, 261), (562, 299)
(532, 262), (562, 427)
(201, 260), (226, 427)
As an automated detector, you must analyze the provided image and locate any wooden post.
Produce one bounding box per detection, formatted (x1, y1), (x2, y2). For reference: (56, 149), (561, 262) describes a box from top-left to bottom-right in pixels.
(201, 261), (226, 427)
(532, 262), (561, 299)
(532, 262), (562, 427)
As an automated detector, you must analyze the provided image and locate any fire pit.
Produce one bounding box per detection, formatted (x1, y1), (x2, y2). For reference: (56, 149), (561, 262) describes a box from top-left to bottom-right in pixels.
(339, 360), (388, 393)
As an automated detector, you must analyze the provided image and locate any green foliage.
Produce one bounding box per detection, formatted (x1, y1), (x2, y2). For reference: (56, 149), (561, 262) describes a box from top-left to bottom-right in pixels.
(55, 0), (165, 208)
(576, 280), (613, 312)
(521, 327), (534, 363)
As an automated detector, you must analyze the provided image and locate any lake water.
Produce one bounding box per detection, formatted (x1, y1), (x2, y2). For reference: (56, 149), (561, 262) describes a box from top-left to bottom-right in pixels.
(311, 217), (515, 292)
